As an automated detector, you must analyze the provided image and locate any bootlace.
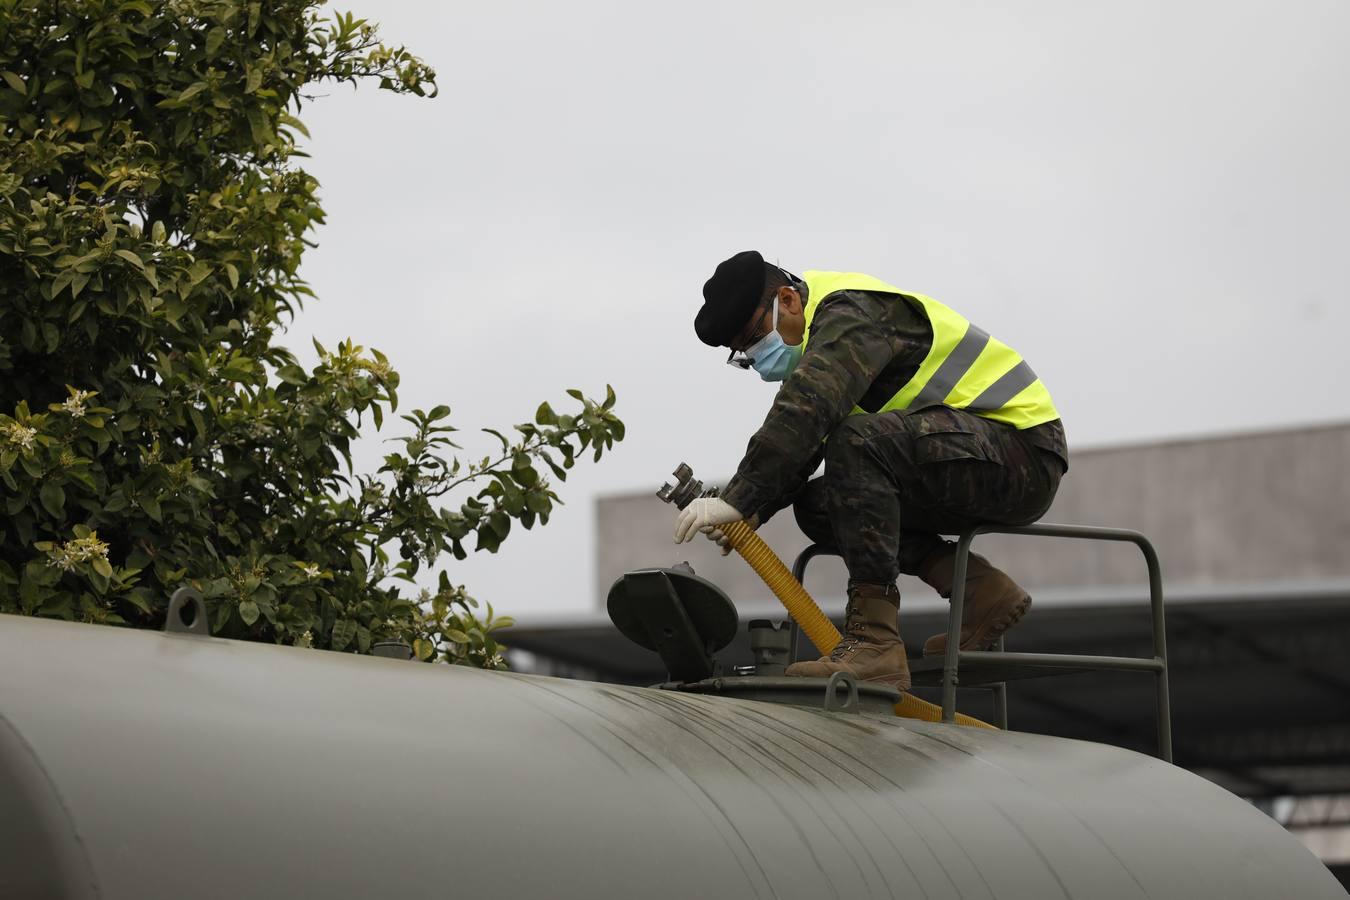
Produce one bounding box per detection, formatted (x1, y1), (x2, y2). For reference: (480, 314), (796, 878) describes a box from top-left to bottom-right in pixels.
(829, 634), (862, 661)
(829, 605), (867, 660)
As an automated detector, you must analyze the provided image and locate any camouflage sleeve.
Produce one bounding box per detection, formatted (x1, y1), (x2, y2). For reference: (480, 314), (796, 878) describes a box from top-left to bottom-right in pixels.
(745, 445), (824, 527)
(720, 291), (920, 519)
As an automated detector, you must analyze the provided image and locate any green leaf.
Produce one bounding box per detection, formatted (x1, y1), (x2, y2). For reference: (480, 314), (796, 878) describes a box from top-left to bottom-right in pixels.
(212, 601), (235, 634)
(20, 453), (44, 479)
(278, 111), (311, 139)
(39, 481), (65, 518)
(239, 600), (261, 625)
(511, 452), (538, 486)
(412, 637), (434, 661)
(487, 510), (510, 539)
(125, 589), (153, 615)
(51, 268), (77, 297)
(332, 618), (357, 650)
(276, 364), (307, 385)
(474, 527), (501, 553)
(186, 259), (211, 286)
(177, 81), (208, 102)
(0, 71), (25, 94)
(205, 27), (226, 56)
(92, 558), (113, 578)
(114, 249), (145, 271)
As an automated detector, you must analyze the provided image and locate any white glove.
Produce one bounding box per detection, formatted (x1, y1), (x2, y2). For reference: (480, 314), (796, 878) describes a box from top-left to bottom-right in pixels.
(700, 512), (760, 556)
(674, 497), (744, 544)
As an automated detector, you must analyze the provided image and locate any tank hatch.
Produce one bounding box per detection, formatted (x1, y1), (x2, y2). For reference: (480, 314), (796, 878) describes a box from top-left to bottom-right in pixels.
(606, 564), (901, 717)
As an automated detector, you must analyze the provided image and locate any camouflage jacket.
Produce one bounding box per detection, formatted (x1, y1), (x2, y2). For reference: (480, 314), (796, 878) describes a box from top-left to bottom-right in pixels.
(720, 289), (1069, 524)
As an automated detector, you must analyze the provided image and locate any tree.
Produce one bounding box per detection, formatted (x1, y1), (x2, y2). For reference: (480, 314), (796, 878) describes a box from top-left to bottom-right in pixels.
(0, 0), (623, 666)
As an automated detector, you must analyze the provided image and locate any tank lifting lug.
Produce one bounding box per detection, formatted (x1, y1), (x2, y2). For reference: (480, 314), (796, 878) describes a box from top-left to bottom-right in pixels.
(823, 671), (861, 714)
(164, 587), (210, 636)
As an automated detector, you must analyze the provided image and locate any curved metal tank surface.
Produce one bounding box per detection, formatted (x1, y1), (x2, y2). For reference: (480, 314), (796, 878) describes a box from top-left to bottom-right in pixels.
(0, 614), (1343, 900)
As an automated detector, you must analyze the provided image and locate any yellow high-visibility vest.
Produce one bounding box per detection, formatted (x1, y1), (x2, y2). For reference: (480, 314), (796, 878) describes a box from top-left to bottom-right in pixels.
(801, 271), (1059, 430)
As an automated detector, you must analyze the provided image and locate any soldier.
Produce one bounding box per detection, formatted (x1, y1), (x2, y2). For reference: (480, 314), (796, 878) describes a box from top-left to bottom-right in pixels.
(673, 251), (1068, 689)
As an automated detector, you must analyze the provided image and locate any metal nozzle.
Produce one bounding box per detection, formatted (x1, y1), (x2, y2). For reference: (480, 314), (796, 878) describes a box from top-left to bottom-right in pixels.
(656, 462), (705, 510)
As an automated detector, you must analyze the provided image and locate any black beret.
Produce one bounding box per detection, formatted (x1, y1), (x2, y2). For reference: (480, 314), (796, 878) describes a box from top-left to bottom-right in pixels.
(696, 250), (766, 347)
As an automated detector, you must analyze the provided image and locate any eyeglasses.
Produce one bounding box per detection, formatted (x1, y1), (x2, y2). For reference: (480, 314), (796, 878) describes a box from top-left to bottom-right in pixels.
(726, 348), (754, 369)
(725, 298), (783, 369)
(723, 269), (800, 369)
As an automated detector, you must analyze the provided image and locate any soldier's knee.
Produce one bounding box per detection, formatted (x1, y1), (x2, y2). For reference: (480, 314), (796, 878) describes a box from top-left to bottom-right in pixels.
(792, 501), (835, 547)
(823, 418), (872, 469)
(790, 477), (834, 544)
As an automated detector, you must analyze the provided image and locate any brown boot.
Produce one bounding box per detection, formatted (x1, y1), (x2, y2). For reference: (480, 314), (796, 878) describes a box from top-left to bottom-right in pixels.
(785, 582), (911, 690)
(918, 545), (1031, 657)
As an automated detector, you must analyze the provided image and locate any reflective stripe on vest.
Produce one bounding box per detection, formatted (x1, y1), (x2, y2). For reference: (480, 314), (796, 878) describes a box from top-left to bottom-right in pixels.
(800, 270), (1060, 430)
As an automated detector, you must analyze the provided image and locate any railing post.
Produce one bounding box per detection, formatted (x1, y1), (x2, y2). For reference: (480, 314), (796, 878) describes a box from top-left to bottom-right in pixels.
(1136, 535), (1173, 763)
(941, 533), (976, 723)
(992, 635), (1009, 730)
(789, 545), (830, 665)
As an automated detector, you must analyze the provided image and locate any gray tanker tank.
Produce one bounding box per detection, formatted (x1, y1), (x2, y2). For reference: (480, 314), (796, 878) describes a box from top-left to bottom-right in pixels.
(1, 609), (1344, 899)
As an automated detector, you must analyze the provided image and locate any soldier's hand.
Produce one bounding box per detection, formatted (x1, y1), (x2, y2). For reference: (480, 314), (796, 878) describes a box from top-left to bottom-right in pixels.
(700, 513), (760, 556)
(674, 498), (744, 544)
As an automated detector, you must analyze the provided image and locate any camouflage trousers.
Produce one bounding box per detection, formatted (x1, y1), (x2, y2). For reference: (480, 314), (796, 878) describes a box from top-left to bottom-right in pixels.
(792, 406), (1064, 584)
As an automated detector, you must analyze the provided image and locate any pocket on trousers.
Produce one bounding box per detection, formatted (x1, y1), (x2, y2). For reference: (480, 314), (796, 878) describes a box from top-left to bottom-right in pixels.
(915, 429), (994, 466)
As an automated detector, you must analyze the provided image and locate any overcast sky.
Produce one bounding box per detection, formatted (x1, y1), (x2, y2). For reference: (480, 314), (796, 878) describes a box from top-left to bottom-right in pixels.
(291, 0), (1350, 618)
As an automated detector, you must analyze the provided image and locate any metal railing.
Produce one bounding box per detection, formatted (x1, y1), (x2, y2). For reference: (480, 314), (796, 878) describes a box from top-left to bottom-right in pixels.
(791, 522), (1173, 762)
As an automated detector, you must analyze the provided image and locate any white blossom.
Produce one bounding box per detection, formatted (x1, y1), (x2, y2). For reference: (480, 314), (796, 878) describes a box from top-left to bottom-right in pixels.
(2, 422), (36, 451)
(45, 534), (111, 572)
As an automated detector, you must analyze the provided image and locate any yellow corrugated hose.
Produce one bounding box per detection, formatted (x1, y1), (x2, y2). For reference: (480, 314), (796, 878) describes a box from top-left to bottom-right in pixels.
(720, 519), (995, 730)
(721, 520), (841, 656)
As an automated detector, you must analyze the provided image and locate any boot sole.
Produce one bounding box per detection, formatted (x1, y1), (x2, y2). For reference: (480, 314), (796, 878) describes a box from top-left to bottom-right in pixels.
(785, 668), (912, 691)
(920, 594), (1032, 658)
